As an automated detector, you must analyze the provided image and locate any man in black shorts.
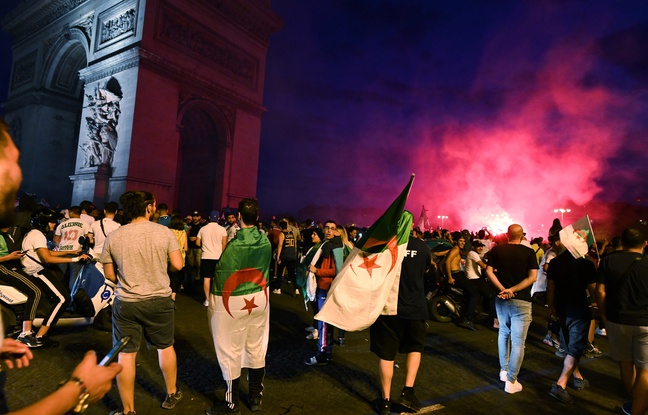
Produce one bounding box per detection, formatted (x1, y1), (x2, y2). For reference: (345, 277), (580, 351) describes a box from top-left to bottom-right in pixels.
(370, 212), (431, 415)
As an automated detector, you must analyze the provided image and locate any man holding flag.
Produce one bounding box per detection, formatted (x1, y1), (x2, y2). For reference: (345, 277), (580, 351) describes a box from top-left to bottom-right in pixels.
(206, 198), (271, 415)
(370, 210), (430, 415)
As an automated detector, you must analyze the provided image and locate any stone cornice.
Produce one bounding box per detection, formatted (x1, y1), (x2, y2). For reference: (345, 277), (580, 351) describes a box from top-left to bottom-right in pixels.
(199, 0), (283, 46)
(79, 47), (140, 83)
(2, 0), (91, 41)
(138, 48), (266, 118)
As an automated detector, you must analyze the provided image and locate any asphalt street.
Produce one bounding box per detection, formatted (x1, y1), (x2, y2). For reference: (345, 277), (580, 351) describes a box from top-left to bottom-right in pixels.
(2, 286), (628, 415)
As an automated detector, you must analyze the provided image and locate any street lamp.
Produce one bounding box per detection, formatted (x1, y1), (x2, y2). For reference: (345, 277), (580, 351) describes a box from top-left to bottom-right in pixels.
(554, 208), (571, 223)
(437, 215), (448, 228)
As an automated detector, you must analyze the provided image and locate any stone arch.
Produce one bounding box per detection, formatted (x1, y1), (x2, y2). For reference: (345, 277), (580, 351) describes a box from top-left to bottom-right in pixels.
(41, 28), (89, 96)
(175, 99), (231, 215)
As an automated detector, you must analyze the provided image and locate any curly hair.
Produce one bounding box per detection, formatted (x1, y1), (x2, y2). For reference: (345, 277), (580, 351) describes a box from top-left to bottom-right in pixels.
(119, 190), (155, 221)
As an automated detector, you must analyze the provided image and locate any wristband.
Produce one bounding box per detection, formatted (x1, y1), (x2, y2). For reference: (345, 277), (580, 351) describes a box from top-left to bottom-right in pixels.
(58, 376), (90, 413)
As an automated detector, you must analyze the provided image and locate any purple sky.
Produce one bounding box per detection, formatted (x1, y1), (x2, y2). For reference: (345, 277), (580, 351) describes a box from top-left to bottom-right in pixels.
(2, 1), (648, 229)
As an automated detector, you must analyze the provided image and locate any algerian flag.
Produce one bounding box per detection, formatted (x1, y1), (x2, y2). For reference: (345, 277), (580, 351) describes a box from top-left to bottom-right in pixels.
(559, 215), (596, 259)
(314, 174), (415, 331)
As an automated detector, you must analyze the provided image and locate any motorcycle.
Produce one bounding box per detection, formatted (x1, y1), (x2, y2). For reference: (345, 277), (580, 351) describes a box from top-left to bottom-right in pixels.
(427, 274), (466, 323)
(0, 236), (115, 335)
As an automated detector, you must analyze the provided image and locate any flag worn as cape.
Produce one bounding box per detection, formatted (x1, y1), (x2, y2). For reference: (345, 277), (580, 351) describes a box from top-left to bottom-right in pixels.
(314, 174), (415, 331)
(296, 241), (322, 306)
(212, 227), (271, 297)
(559, 215), (596, 259)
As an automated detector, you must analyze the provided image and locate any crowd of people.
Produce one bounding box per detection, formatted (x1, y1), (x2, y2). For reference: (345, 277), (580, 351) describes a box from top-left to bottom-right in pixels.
(0, 117), (647, 415)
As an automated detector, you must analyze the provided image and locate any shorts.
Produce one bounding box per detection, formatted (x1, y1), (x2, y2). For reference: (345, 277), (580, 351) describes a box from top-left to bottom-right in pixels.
(559, 316), (589, 359)
(606, 321), (648, 369)
(370, 315), (425, 361)
(200, 259), (219, 279)
(112, 296), (175, 352)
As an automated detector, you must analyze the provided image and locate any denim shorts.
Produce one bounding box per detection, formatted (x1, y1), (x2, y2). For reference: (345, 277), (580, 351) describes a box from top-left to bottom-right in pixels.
(559, 316), (589, 359)
(112, 296), (175, 352)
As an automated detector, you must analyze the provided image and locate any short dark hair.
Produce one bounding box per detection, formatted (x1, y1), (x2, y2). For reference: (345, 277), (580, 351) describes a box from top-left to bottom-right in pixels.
(169, 214), (185, 231)
(69, 206), (82, 215)
(104, 201), (119, 214)
(157, 203), (168, 211)
(324, 220), (337, 228)
(279, 220), (288, 230)
(80, 200), (95, 213)
(238, 198), (259, 226)
(120, 191), (155, 220)
(621, 228), (646, 250)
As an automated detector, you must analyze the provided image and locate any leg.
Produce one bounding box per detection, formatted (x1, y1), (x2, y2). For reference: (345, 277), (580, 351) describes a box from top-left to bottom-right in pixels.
(117, 351), (137, 412)
(203, 278), (212, 303)
(404, 352), (421, 387)
(506, 300), (532, 382)
(378, 359), (394, 400)
(631, 368), (648, 415)
(495, 299), (511, 373)
(556, 355), (578, 389)
(34, 269), (70, 337)
(619, 361), (636, 397)
(157, 345), (178, 395)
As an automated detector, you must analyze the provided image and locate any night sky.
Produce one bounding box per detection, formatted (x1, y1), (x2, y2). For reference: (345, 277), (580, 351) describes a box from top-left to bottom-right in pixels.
(2, 1), (648, 231)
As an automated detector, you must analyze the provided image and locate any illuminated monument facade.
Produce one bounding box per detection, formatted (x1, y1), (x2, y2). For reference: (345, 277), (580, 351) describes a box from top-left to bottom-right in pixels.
(2, 0), (282, 213)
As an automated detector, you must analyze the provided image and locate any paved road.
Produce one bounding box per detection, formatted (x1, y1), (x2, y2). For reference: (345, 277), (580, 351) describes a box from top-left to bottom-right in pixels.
(3, 288), (626, 415)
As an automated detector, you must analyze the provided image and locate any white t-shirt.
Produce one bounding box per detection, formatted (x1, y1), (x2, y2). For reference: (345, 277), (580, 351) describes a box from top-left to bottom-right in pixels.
(531, 248), (558, 295)
(90, 217), (121, 254)
(54, 218), (90, 251)
(21, 229), (48, 275)
(465, 250), (483, 280)
(197, 222), (228, 260)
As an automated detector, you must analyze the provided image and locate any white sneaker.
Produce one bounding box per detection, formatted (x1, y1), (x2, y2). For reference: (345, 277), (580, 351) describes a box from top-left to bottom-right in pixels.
(504, 380), (523, 394)
(595, 327), (607, 337)
(499, 370), (507, 382)
(306, 329), (318, 340)
(272, 289), (281, 294)
(203, 300), (209, 307)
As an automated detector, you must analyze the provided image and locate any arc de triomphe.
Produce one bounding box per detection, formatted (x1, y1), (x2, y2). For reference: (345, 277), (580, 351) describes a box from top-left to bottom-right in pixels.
(2, 0), (282, 214)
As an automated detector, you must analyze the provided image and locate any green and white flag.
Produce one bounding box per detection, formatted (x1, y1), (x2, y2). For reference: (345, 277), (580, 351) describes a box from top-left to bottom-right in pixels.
(315, 174), (415, 331)
(559, 215), (596, 259)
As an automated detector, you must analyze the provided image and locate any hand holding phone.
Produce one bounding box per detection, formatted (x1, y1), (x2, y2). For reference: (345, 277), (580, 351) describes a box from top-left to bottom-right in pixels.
(99, 336), (131, 366)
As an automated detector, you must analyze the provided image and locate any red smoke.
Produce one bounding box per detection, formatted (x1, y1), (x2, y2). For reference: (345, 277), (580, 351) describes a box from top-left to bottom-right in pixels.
(409, 39), (628, 236)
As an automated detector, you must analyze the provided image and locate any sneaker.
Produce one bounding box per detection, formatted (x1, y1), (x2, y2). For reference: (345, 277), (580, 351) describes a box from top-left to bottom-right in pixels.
(16, 331), (42, 348)
(205, 402), (240, 415)
(397, 388), (422, 412)
(294, 289), (300, 296)
(377, 398), (390, 415)
(162, 388), (183, 409)
(249, 396), (262, 412)
(457, 319), (478, 331)
(306, 329), (318, 340)
(504, 380), (523, 394)
(622, 401), (632, 415)
(549, 383), (573, 403)
(499, 370), (507, 382)
(35, 335), (58, 348)
(272, 289), (281, 295)
(595, 327), (607, 337)
(108, 410), (136, 415)
(555, 347), (566, 358)
(572, 377), (589, 391)
(203, 300), (209, 307)
(543, 334), (560, 349)
(337, 337), (346, 347)
(304, 354), (329, 366)
(584, 342), (602, 358)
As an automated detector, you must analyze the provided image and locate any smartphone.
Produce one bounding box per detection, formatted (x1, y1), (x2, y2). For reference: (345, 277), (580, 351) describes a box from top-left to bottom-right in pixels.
(99, 336), (131, 366)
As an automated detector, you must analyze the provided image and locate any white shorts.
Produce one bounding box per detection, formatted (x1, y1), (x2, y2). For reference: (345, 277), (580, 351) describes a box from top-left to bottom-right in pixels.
(607, 321), (648, 369)
(208, 290), (270, 380)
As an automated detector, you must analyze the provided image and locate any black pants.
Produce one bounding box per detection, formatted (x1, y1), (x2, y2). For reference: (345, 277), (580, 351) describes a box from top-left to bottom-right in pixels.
(273, 260), (297, 291)
(453, 271), (494, 320)
(0, 265), (41, 322)
(32, 268), (70, 328)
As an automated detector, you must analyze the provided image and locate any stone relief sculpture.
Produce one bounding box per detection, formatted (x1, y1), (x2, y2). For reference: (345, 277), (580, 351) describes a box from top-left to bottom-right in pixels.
(81, 76), (122, 167)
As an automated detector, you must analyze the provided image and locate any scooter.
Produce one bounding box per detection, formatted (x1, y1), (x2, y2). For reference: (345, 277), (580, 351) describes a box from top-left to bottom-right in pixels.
(427, 274), (465, 323)
(0, 237), (115, 335)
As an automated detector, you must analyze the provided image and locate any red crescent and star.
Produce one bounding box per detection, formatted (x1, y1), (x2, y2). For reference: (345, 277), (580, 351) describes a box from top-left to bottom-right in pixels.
(356, 235), (399, 277)
(221, 267), (268, 317)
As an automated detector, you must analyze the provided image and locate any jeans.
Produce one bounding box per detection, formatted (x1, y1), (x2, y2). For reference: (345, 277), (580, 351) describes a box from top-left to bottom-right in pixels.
(315, 287), (334, 357)
(496, 298), (532, 382)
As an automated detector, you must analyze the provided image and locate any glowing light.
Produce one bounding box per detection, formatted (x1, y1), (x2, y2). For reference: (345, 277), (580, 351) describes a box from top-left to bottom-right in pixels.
(553, 208), (571, 223)
(437, 215), (448, 228)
